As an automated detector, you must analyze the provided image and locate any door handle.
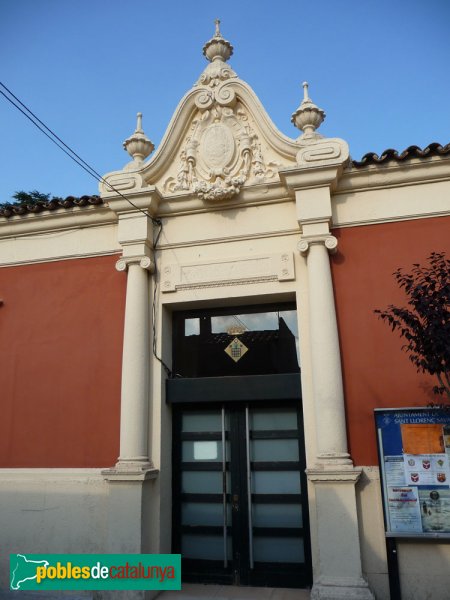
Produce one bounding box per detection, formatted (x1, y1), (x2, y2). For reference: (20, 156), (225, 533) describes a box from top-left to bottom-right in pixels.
(232, 494), (239, 512)
(222, 407), (228, 569)
(245, 406), (254, 569)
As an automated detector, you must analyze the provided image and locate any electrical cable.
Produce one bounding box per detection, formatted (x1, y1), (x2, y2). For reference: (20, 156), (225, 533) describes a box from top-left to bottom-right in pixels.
(1, 81), (105, 181)
(152, 221), (173, 377)
(0, 89), (101, 183)
(0, 82), (160, 226)
(1, 80), (173, 375)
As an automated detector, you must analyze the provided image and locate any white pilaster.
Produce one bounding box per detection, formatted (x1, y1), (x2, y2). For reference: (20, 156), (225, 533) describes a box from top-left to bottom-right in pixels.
(281, 143), (374, 598)
(100, 204), (160, 600)
(101, 191), (161, 477)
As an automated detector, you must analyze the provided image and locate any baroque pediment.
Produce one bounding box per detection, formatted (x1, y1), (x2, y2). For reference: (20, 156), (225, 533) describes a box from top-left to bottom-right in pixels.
(100, 23), (349, 205)
(159, 81), (295, 201)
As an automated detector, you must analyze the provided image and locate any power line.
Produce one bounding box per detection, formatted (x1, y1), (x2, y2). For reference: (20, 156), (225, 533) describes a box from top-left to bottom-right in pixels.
(0, 81), (160, 226)
(0, 89), (101, 183)
(1, 81), (106, 182)
(0, 81), (173, 375)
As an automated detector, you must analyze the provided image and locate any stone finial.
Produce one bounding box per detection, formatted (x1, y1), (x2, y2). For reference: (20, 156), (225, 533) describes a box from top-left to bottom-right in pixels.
(123, 113), (154, 163)
(203, 19), (234, 63)
(291, 82), (326, 139)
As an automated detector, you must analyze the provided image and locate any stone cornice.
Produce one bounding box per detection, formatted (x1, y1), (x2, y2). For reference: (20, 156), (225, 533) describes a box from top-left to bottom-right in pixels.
(102, 186), (161, 216)
(157, 180), (291, 216)
(279, 162), (345, 192)
(0, 207), (115, 239)
(339, 154), (450, 194)
(1, 157), (448, 242)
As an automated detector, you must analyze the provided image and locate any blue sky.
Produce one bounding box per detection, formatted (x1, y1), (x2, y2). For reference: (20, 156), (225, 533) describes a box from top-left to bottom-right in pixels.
(1, 0), (449, 201)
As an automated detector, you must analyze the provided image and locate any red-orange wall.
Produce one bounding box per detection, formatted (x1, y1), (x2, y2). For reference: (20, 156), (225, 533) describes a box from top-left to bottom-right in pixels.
(0, 255), (126, 467)
(331, 216), (450, 466)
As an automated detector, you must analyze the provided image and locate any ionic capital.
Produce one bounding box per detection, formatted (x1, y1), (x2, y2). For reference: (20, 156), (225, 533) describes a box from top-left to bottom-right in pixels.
(298, 234), (338, 256)
(115, 256), (155, 273)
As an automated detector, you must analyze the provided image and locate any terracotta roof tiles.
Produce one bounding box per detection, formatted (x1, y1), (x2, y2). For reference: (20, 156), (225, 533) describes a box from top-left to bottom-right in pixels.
(0, 195), (103, 218)
(352, 142), (450, 168)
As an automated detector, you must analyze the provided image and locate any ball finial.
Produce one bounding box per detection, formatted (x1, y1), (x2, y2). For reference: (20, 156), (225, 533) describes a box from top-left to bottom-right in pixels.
(291, 82), (326, 138)
(123, 112), (154, 163)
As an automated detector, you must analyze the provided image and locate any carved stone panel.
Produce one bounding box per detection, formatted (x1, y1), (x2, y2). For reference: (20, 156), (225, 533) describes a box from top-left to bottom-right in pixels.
(163, 82), (282, 201)
(161, 252), (295, 293)
(202, 123), (235, 169)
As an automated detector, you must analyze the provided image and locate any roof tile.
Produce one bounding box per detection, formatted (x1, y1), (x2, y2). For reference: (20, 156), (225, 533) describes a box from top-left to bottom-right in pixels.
(352, 142), (450, 167)
(0, 195), (103, 219)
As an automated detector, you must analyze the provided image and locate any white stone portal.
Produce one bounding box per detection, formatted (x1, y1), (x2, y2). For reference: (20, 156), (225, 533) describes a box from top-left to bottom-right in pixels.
(100, 23), (374, 600)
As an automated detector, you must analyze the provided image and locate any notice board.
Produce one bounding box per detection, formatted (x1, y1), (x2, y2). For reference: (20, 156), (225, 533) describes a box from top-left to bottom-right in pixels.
(375, 408), (450, 538)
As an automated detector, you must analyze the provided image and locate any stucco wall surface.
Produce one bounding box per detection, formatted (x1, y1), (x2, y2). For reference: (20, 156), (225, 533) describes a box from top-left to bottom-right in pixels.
(0, 470), (108, 594)
(331, 215), (450, 466)
(396, 541), (450, 600)
(0, 254), (125, 467)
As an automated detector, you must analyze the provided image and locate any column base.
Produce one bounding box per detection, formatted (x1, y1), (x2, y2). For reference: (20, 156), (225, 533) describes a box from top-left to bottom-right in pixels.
(115, 457), (153, 469)
(311, 577), (374, 600)
(102, 463), (158, 482)
(316, 452), (353, 466)
(307, 467), (371, 600)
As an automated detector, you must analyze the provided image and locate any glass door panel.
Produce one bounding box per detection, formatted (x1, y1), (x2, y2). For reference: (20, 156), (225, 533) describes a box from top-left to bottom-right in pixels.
(182, 502), (232, 526)
(173, 402), (311, 588)
(247, 405), (307, 586)
(250, 407), (298, 430)
(251, 438), (299, 461)
(175, 407), (231, 583)
(253, 536), (305, 563)
(252, 503), (303, 528)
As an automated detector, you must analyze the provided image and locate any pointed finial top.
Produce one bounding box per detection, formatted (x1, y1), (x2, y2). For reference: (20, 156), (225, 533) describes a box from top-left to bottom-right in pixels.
(302, 82), (310, 103)
(135, 112), (143, 133)
(203, 19), (233, 62)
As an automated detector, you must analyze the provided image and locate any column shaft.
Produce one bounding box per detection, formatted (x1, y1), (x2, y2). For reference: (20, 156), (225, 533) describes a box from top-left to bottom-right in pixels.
(306, 241), (350, 462)
(118, 262), (150, 465)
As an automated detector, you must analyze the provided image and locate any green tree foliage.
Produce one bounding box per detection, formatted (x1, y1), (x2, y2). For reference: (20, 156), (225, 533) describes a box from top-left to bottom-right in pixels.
(375, 252), (450, 400)
(11, 190), (57, 205)
(0, 190), (64, 211)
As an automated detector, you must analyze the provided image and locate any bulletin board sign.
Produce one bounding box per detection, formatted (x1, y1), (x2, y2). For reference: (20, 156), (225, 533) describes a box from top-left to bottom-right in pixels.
(375, 408), (450, 538)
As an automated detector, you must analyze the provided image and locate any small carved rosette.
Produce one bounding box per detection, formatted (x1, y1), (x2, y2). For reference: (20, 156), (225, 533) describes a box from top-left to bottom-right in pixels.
(171, 82), (269, 202)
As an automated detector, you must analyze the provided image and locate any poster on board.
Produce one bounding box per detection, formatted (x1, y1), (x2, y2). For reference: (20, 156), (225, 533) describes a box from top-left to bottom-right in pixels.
(375, 408), (450, 537)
